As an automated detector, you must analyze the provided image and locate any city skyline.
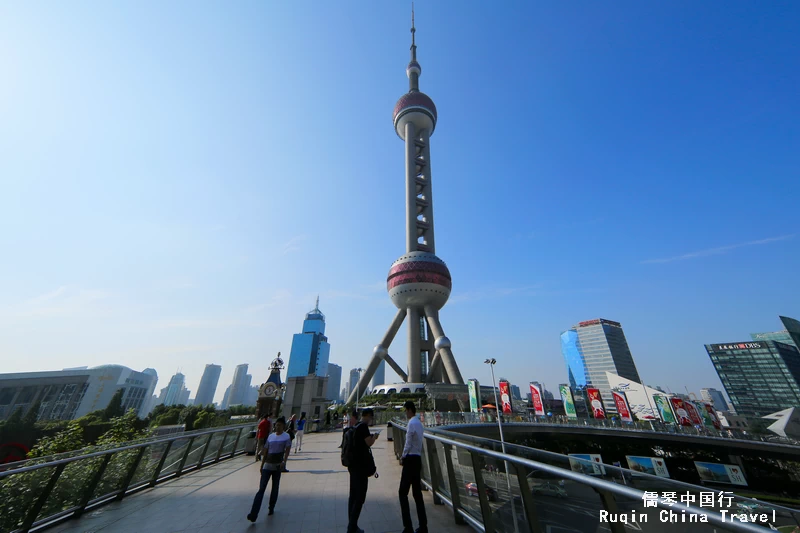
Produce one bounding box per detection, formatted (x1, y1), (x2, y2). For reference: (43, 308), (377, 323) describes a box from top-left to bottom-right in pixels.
(1, 3), (798, 403)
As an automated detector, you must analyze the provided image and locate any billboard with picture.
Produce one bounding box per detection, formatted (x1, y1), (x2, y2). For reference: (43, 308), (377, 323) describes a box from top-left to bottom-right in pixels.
(626, 456), (670, 478)
(569, 454), (605, 476)
(694, 462), (747, 486)
(468, 379), (481, 413)
(604, 372), (661, 420)
(586, 388), (606, 419)
(559, 384), (577, 419)
(701, 402), (721, 429)
(529, 382), (545, 416)
(612, 390), (633, 422)
(653, 395), (677, 424)
(669, 397), (693, 426)
(684, 400), (704, 425)
(499, 380), (513, 414)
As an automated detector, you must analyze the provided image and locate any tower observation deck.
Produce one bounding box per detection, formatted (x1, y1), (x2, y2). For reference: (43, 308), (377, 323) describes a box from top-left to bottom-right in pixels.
(348, 7), (464, 403)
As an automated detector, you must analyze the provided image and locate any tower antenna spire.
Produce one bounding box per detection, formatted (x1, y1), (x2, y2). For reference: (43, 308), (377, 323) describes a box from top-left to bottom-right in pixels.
(315, 294), (319, 311)
(407, 3), (420, 92)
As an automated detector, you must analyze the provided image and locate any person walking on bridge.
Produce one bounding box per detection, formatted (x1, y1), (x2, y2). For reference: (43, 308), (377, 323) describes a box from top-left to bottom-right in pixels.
(247, 416), (291, 522)
(399, 401), (427, 533)
(347, 408), (378, 533)
(295, 412), (306, 452)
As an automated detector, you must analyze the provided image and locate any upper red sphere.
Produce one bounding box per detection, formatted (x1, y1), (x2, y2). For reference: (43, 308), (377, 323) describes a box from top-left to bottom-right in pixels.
(393, 91), (437, 126)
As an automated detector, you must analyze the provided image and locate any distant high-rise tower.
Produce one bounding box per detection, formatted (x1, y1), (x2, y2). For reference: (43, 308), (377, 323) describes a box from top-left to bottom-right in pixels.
(227, 364), (250, 407)
(287, 297), (331, 378)
(560, 319), (642, 411)
(349, 7), (464, 402)
(369, 361), (386, 392)
(194, 364), (221, 407)
(349, 368), (361, 399)
(327, 363), (342, 403)
(700, 388), (730, 411)
(162, 372), (188, 407)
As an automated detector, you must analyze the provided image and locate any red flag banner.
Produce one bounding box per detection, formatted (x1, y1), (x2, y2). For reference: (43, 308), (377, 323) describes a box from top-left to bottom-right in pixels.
(612, 390), (632, 422)
(499, 380), (513, 414)
(587, 388), (606, 419)
(529, 383), (544, 416)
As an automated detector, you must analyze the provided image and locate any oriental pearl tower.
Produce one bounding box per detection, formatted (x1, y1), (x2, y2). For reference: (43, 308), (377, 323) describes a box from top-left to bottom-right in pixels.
(348, 7), (464, 403)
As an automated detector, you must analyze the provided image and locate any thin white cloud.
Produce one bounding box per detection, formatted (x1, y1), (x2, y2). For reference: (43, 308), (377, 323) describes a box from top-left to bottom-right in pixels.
(641, 234), (795, 265)
(11, 285), (113, 318)
(281, 234), (308, 255)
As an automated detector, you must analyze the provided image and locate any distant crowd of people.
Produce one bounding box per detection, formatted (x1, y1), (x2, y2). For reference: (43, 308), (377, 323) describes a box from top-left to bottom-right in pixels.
(245, 402), (429, 533)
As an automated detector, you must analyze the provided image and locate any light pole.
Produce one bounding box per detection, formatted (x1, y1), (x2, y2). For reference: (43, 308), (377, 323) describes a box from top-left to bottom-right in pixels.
(484, 358), (519, 533)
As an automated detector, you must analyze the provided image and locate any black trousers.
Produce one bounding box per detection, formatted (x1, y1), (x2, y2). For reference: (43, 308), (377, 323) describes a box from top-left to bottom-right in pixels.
(399, 455), (427, 529)
(249, 468), (281, 518)
(347, 470), (369, 533)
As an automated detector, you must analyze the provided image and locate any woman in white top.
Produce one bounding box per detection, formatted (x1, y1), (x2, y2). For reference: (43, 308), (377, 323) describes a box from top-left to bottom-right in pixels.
(247, 416), (292, 522)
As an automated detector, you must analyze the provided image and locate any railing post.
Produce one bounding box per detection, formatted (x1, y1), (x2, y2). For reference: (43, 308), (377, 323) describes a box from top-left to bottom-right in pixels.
(512, 463), (543, 533)
(196, 434), (213, 468)
(116, 447), (147, 500)
(20, 463), (66, 533)
(594, 488), (626, 533)
(150, 440), (174, 487)
(75, 454), (113, 516)
(471, 452), (496, 533)
(424, 439), (444, 505)
(215, 430), (231, 463)
(175, 437), (196, 477)
(442, 443), (466, 525)
(229, 428), (243, 458)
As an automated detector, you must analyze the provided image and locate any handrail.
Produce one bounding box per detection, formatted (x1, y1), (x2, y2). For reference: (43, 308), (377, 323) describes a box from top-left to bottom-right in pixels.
(0, 423), (254, 478)
(392, 419), (774, 532)
(422, 423), (800, 518)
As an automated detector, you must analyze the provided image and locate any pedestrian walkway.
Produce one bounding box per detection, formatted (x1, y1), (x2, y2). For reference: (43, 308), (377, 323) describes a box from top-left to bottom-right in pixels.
(50, 425), (467, 533)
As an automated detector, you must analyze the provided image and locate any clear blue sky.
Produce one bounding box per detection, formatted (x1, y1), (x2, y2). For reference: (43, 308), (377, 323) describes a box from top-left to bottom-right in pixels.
(1, 2), (798, 404)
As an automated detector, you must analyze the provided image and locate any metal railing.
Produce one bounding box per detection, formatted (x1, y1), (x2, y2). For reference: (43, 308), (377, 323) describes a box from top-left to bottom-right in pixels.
(391, 419), (791, 532)
(0, 423), (256, 533)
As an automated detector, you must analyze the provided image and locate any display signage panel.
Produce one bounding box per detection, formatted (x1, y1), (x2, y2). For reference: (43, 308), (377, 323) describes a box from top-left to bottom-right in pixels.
(559, 384), (577, 419)
(499, 380), (513, 414)
(586, 388), (606, 419)
(529, 382), (545, 416)
(612, 390), (633, 422)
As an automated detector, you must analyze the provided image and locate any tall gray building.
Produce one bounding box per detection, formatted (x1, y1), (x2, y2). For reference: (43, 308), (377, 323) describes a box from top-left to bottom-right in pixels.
(194, 364), (221, 407)
(700, 387), (730, 411)
(0, 365), (158, 421)
(326, 363), (342, 403)
(227, 364), (250, 407)
(560, 318), (642, 412)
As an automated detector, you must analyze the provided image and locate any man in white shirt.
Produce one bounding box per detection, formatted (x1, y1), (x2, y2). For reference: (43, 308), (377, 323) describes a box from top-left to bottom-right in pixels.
(398, 401), (427, 533)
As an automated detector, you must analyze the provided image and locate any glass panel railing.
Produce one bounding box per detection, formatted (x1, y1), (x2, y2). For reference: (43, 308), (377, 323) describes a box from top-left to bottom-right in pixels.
(235, 428), (251, 453)
(218, 430), (237, 457)
(91, 449), (140, 501)
(200, 432), (225, 464)
(0, 463), (57, 532)
(157, 438), (190, 479)
(447, 439), (482, 524)
(183, 436), (210, 471)
(37, 456), (104, 518)
(128, 443), (161, 489)
(434, 440), (451, 498)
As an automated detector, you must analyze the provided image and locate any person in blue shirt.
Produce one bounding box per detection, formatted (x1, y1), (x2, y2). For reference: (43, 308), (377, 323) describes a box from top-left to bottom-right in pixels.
(295, 412), (307, 452)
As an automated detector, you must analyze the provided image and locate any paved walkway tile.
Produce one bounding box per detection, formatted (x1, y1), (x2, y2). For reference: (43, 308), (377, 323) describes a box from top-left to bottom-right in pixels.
(51, 425), (469, 533)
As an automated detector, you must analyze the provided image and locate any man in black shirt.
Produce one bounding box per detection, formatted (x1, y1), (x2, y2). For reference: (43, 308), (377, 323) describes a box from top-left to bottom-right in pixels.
(347, 408), (377, 533)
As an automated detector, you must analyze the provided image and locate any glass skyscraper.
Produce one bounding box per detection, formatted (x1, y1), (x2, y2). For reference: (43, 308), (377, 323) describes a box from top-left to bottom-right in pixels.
(706, 340), (800, 417)
(750, 316), (800, 350)
(194, 364), (221, 407)
(286, 298), (331, 379)
(560, 318), (642, 412)
(327, 363), (342, 403)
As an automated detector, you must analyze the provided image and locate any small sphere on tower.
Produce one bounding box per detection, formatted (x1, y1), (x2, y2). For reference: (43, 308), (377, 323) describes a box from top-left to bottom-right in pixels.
(393, 91), (437, 140)
(387, 251), (451, 310)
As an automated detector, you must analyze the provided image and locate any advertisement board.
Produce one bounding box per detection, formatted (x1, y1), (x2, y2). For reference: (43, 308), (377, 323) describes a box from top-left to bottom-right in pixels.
(653, 395), (677, 424)
(586, 388), (606, 419)
(468, 379), (480, 413)
(626, 456), (670, 478)
(669, 397), (693, 426)
(559, 384), (577, 419)
(710, 342), (763, 352)
(499, 380), (513, 414)
(529, 382), (545, 416)
(684, 401), (704, 425)
(569, 454), (605, 475)
(604, 372), (659, 420)
(612, 390), (633, 422)
(694, 462), (748, 486)
(701, 402), (721, 429)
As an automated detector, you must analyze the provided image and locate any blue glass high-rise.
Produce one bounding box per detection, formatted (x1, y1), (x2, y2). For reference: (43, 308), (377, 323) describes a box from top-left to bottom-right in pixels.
(287, 298), (331, 378)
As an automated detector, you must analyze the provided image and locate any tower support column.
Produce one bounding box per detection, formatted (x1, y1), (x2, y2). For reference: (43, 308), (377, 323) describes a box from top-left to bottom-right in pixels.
(348, 309), (408, 403)
(405, 121), (418, 252)
(407, 307), (422, 382)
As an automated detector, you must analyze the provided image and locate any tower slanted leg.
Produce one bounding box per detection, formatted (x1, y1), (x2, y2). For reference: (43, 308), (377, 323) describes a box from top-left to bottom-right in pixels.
(407, 307), (422, 382)
(425, 307), (464, 385)
(347, 309), (407, 404)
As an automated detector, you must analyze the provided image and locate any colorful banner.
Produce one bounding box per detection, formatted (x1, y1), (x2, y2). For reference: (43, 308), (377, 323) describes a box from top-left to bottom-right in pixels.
(694, 462), (748, 486)
(626, 456), (670, 478)
(586, 388), (606, 419)
(612, 390), (632, 422)
(468, 379), (480, 413)
(684, 401), (704, 425)
(559, 384), (577, 419)
(653, 395), (677, 424)
(569, 454), (605, 475)
(529, 382), (545, 416)
(701, 402), (721, 429)
(499, 380), (513, 414)
(669, 397), (693, 426)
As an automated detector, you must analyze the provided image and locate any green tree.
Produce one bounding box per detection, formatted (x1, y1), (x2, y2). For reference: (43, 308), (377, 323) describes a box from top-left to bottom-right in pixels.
(96, 409), (147, 446)
(28, 420), (85, 458)
(22, 400), (42, 426)
(103, 388), (125, 420)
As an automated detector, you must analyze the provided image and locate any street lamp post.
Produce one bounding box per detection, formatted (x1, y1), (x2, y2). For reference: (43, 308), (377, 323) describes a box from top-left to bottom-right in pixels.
(484, 358), (519, 533)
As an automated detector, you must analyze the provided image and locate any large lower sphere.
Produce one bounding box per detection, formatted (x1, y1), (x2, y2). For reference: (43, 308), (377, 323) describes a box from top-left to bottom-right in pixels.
(387, 251), (451, 310)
